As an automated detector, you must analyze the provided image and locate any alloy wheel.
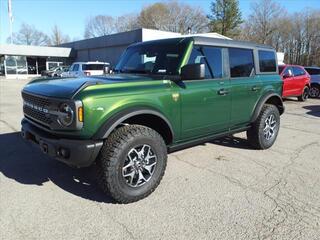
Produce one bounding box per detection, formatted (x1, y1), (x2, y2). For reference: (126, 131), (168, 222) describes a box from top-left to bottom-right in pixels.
(263, 114), (277, 141)
(309, 87), (319, 98)
(122, 144), (157, 187)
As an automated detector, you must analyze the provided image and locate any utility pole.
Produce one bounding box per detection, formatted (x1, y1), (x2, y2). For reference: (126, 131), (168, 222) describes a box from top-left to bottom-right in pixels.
(8, 0), (13, 44)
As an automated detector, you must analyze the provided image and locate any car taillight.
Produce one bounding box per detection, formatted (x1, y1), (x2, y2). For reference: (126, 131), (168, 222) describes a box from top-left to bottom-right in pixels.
(84, 71), (91, 76)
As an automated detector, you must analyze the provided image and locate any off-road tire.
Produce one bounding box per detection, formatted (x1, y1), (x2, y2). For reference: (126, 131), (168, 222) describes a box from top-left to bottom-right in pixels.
(298, 86), (309, 102)
(97, 124), (167, 203)
(247, 104), (280, 150)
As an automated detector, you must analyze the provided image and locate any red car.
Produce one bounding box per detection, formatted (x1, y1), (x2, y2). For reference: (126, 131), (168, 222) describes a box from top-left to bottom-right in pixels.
(279, 64), (311, 101)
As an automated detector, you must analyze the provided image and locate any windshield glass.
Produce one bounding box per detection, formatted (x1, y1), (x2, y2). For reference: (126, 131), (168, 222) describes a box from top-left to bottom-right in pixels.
(115, 39), (189, 75)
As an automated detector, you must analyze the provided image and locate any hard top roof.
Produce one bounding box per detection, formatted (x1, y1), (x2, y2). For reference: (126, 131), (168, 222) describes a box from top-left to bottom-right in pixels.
(130, 36), (274, 50)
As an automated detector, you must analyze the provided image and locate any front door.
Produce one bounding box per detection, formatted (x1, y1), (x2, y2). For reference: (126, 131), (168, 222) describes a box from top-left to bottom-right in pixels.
(180, 45), (231, 140)
(282, 66), (295, 97)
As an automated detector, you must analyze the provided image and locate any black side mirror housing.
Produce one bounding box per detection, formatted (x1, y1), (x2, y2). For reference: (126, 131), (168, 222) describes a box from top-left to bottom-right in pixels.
(181, 63), (205, 80)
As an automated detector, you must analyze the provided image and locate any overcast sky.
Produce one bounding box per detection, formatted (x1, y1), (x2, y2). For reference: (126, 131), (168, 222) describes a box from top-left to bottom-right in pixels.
(0, 0), (319, 44)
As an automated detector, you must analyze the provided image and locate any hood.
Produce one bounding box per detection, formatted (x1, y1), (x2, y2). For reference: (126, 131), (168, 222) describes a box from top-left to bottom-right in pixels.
(22, 74), (155, 99)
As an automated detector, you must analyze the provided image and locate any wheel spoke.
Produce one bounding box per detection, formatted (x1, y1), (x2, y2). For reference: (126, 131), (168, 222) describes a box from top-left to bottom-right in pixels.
(144, 161), (156, 174)
(136, 169), (147, 186)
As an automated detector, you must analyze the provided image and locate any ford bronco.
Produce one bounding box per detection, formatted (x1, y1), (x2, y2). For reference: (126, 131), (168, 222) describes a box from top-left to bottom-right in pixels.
(21, 37), (284, 203)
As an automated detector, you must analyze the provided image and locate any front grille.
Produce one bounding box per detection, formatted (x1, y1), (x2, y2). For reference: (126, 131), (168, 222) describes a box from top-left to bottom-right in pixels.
(23, 107), (52, 125)
(22, 92), (50, 106)
(22, 92), (52, 126)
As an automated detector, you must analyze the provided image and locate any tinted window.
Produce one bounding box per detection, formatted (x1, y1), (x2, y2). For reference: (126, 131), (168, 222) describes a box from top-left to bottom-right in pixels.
(188, 46), (212, 79)
(305, 68), (320, 75)
(229, 48), (254, 78)
(292, 67), (305, 76)
(202, 47), (223, 78)
(83, 64), (104, 71)
(258, 50), (276, 72)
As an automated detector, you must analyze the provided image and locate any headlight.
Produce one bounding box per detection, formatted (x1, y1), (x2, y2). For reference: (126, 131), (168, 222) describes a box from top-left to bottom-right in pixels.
(57, 103), (74, 127)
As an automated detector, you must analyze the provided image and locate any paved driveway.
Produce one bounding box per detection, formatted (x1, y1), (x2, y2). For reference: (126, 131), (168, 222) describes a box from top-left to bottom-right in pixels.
(1, 79), (320, 239)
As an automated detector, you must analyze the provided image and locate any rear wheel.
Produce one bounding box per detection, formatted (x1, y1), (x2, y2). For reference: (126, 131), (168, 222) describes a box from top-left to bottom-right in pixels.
(97, 125), (167, 203)
(247, 104), (280, 150)
(298, 86), (309, 101)
(309, 85), (320, 98)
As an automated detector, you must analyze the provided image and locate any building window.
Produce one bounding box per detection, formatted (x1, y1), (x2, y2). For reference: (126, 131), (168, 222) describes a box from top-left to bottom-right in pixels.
(16, 56), (27, 74)
(0, 56), (5, 75)
(5, 56), (17, 74)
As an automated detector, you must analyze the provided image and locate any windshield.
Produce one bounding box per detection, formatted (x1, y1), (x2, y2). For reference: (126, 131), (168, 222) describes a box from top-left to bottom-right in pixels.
(115, 40), (189, 75)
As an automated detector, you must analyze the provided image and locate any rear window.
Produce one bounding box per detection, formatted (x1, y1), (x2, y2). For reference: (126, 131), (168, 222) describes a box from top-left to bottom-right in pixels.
(229, 48), (254, 78)
(82, 64), (104, 71)
(258, 50), (276, 72)
(305, 68), (320, 75)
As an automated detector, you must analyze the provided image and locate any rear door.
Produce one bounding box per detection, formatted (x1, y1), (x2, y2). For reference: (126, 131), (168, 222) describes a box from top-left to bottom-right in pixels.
(229, 48), (262, 127)
(180, 45), (231, 139)
(292, 66), (307, 95)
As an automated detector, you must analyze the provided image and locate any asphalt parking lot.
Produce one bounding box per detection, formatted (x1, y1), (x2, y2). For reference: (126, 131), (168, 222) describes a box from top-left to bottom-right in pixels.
(0, 78), (320, 240)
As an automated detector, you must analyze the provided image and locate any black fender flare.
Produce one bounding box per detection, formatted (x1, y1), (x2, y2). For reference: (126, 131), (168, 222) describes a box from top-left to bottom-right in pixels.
(250, 92), (284, 123)
(92, 107), (174, 141)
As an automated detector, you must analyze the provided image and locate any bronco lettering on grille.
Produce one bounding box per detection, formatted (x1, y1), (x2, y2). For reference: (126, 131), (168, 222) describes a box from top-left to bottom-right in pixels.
(23, 101), (49, 114)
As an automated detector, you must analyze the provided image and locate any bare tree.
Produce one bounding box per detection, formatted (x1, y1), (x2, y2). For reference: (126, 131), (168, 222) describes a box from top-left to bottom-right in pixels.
(238, 0), (320, 66)
(114, 14), (140, 33)
(240, 0), (284, 45)
(138, 0), (209, 34)
(84, 15), (115, 38)
(9, 23), (49, 46)
(50, 25), (70, 45)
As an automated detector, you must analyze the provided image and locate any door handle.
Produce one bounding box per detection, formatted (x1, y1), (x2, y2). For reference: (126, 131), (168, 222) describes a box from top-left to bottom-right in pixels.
(251, 86), (259, 91)
(218, 88), (229, 95)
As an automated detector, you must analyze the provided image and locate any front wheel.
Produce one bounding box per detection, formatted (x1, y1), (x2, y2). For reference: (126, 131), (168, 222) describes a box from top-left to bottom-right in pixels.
(247, 104), (280, 150)
(97, 125), (167, 203)
(298, 86), (309, 101)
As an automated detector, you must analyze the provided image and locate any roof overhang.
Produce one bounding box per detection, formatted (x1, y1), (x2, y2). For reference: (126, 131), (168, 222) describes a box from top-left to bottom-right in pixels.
(0, 44), (72, 57)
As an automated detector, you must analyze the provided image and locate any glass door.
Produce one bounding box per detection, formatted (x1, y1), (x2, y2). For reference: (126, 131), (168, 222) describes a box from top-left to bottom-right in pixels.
(5, 56), (17, 75)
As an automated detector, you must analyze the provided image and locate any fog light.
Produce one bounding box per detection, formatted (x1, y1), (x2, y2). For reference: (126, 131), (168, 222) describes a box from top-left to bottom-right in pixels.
(57, 147), (70, 158)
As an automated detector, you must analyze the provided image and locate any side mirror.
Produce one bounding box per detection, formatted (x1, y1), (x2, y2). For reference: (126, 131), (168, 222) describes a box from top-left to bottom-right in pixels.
(282, 73), (291, 79)
(181, 63), (205, 80)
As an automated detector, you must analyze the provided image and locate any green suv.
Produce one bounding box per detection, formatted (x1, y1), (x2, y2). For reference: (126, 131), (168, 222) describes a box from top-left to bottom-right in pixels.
(21, 37), (284, 203)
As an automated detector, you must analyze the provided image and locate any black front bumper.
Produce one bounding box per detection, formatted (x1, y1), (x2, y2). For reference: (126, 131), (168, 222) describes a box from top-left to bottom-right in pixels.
(21, 120), (103, 167)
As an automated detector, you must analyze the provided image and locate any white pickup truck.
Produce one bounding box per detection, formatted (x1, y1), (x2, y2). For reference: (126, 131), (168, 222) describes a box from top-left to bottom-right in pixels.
(63, 61), (110, 77)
